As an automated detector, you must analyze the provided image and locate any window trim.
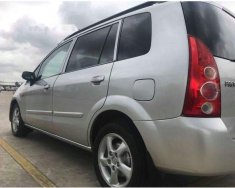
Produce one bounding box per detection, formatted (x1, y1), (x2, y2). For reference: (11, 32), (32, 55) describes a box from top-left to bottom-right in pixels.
(113, 20), (123, 62)
(62, 20), (122, 74)
(117, 12), (152, 61)
(97, 26), (112, 64)
(98, 23), (120, 64)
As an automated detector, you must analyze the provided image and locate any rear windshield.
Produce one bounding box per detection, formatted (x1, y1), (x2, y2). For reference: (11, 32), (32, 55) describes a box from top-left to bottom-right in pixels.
(182, 2), (235, 61)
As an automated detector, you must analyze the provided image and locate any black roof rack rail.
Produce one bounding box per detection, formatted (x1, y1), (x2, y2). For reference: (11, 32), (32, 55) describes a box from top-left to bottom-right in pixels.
(64, 1), (161, 41)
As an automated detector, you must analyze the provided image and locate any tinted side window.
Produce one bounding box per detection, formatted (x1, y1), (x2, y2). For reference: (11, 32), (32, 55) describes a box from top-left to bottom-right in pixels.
(38, 42), (71, 79)
(99, 23), (118, 64)
(118, 13), (151, 61)
(66, 26), (110, 72)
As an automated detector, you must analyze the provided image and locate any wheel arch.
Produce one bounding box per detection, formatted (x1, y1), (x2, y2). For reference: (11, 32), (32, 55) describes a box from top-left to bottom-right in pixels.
(89, 110), (146, 150)
(9, 98), (18, 122)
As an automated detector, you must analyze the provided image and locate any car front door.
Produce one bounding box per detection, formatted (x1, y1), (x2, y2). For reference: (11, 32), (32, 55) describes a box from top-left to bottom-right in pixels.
(24, 41), (73, 132)
(52, 22), (120, 145)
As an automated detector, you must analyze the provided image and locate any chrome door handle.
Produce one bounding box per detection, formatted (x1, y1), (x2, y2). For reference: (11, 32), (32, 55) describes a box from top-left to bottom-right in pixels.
(91, 75), (105, 85)
(44, 84), (50, 90)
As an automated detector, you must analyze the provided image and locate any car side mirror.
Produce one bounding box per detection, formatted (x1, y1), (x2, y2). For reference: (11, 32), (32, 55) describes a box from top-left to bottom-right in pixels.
(22, 71), (36, 85)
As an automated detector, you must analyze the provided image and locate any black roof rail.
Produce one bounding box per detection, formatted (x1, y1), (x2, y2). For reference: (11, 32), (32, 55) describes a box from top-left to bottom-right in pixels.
(64, 1), (161, 41)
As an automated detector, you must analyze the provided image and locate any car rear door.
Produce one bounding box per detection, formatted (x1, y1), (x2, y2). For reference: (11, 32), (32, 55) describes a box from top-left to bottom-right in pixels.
(24, 41), (73, 132)
(52, 21), (120, 145)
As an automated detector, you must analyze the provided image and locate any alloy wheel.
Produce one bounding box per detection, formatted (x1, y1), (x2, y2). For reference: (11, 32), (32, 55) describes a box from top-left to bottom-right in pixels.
(98, 133), (133, 187)
(12, 107), (20, 133)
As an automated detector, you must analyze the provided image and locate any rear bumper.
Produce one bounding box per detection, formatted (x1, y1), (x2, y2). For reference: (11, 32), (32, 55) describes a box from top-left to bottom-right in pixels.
(135, 117), (235, 176)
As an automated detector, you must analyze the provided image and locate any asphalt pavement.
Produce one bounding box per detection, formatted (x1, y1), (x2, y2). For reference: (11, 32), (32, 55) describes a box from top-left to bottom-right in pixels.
(0, 91), (234, 187)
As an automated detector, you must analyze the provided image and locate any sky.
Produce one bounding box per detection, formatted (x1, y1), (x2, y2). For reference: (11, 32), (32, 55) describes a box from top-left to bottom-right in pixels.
(0, 1), (235, 82)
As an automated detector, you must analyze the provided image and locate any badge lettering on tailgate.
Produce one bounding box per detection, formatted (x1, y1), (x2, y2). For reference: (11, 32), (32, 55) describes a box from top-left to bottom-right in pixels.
(225, 81), (235, 87)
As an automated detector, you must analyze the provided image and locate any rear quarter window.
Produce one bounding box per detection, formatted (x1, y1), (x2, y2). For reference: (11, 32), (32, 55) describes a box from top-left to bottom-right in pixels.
(118, 13), (151, 61)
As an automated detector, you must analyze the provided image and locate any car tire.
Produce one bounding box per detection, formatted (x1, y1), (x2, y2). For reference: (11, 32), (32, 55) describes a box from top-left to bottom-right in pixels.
(11, 103), (32, 137)
(93, 120), (147, 187)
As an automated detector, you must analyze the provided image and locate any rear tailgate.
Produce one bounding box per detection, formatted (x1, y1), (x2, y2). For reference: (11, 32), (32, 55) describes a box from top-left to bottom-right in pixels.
(182, 2), (235, 138)
(216, 58), (235, 138)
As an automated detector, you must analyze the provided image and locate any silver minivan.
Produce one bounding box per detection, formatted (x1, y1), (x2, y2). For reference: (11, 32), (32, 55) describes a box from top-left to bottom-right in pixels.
(9, 1), (235, 186)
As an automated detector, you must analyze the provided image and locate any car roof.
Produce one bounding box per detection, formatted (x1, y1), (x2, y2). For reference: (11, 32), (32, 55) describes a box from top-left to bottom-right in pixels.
(63, 1), (164, 42)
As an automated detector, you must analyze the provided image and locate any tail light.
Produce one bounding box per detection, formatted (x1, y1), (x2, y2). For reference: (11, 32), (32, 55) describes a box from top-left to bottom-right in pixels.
(182, 35), (221, 117)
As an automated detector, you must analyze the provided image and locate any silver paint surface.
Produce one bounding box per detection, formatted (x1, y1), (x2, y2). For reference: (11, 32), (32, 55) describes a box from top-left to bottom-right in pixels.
(10, 2), (235, 176)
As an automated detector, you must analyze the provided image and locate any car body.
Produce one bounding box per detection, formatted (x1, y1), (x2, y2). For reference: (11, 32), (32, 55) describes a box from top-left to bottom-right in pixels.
(9, 1), (235, 186)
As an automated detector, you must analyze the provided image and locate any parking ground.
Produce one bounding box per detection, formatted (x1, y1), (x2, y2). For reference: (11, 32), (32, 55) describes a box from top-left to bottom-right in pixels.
(0, 91), (234, 187)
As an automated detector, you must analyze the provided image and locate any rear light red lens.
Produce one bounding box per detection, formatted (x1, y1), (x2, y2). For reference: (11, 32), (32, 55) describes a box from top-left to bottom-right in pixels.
(200, 82), (219, 101)
(201, 102), (213, 115)
(182, 36), (221, 117)
(204, 67), (217, 80)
